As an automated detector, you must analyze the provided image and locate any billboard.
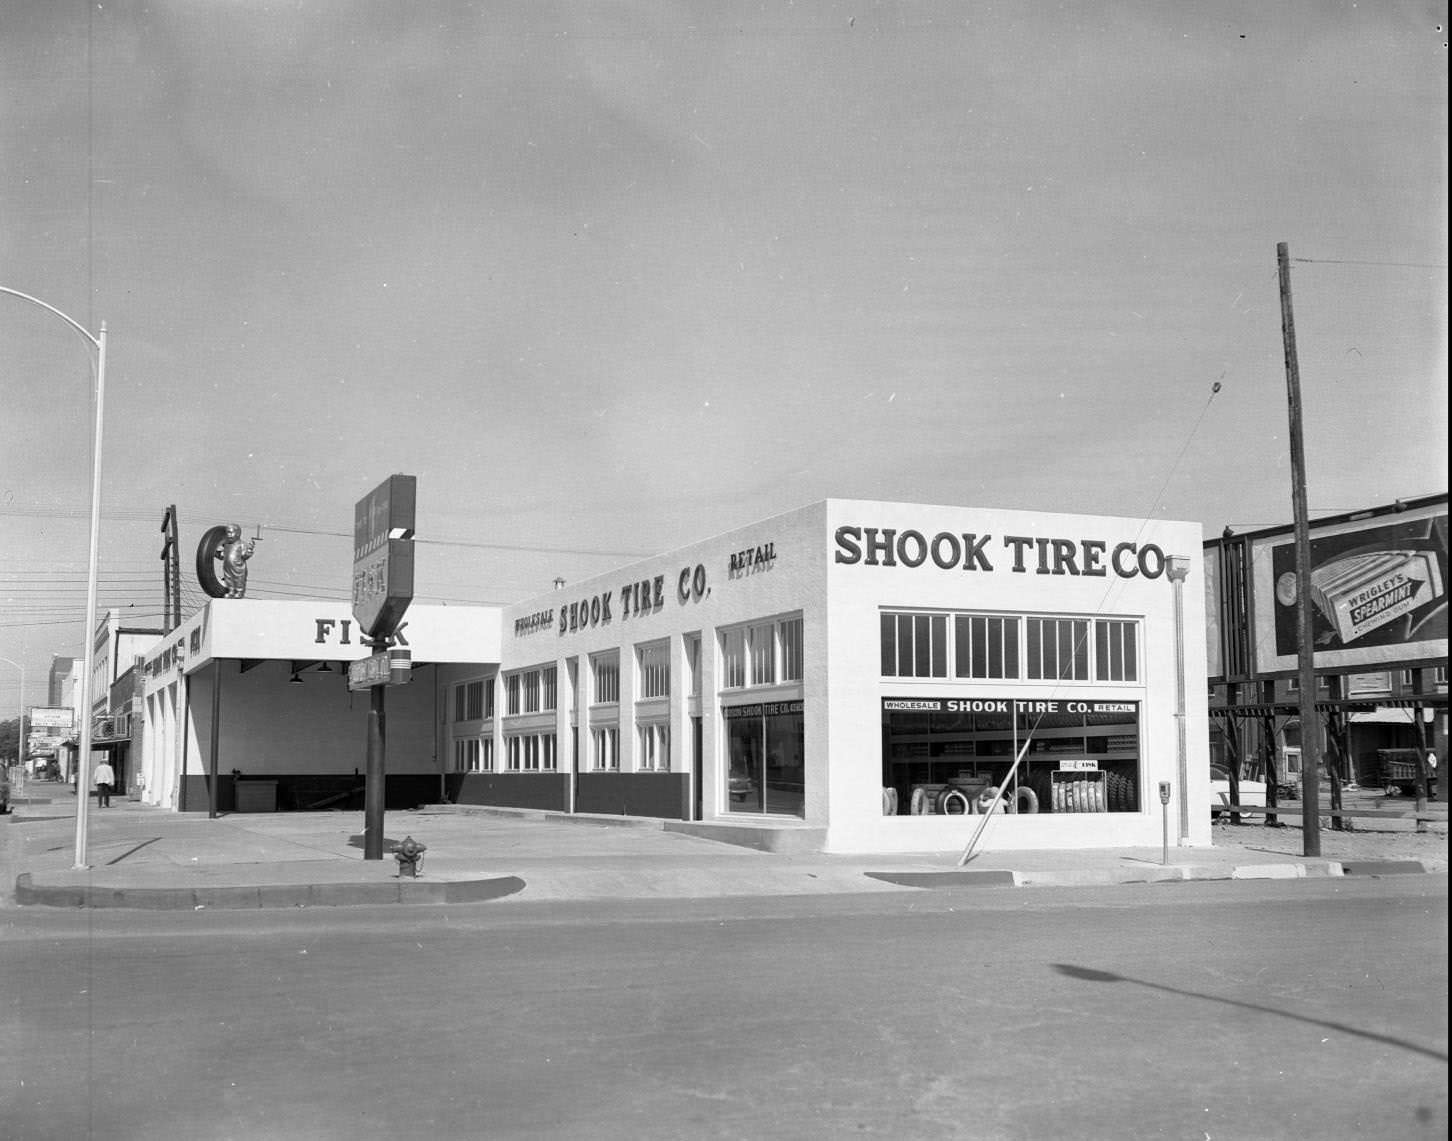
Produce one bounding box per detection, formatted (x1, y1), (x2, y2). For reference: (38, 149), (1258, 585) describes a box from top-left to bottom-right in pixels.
(1203, 544), (1222, 680)
(1248, 498), (1447, 676)
(28, 707), (75, 729)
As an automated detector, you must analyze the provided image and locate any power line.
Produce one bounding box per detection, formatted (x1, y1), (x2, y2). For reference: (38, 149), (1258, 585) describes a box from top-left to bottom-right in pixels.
(255, 523), (654, 559)
(1292, 257), (1447, 270)
(0, 508), (654, 560)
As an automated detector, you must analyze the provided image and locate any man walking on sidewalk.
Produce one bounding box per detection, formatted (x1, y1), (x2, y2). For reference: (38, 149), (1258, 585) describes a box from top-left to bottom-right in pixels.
(94, 759), (116, 808)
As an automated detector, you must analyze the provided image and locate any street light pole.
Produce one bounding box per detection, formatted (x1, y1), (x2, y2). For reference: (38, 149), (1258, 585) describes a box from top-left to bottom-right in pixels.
(1, 286), (106, 868)
(1166, 555), (1192, 844)
(1, 656), (24, 788)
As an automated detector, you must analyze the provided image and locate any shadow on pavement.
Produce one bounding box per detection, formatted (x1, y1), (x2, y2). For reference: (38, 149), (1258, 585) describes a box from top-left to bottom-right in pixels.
(1052, 962), (1448, 1063)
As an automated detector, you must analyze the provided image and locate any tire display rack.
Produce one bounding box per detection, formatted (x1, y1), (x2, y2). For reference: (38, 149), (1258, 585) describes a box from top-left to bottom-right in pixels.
(892, 766), (1140, 815)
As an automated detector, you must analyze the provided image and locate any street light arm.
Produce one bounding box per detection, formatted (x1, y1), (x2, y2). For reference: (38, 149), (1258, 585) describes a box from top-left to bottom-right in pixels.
(1, 283), (105, 867)
(0, 286), (103, 350)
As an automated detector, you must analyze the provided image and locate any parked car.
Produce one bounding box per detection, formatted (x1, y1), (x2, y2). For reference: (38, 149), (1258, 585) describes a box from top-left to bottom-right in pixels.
(1209, 763), (1265, 818)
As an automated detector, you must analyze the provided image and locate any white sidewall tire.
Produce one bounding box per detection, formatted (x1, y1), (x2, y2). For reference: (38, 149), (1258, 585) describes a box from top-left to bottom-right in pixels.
(910, 786), (928, 816)
(1014, 786), (1039, 815)
(939, 788), (970, 815)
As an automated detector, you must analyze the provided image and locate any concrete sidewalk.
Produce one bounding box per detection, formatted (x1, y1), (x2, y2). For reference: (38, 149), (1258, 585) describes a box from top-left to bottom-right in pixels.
(0, 795), (1415, 911)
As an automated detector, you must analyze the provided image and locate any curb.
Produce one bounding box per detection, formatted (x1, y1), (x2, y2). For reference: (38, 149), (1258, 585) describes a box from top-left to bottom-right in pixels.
(1339, 860), (1430, 876)
(865, 870), (1018, 888)
(869, 861), (1345, 889)
(424, 805), (663, 829)
(13, 872), (527, 910)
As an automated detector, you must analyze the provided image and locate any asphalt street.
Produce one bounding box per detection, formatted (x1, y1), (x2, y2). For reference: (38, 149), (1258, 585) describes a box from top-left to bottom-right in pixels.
(2, 876), (1446, 1141)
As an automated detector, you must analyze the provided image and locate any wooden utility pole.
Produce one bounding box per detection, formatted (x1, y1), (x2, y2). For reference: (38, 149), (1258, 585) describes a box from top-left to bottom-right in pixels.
(1411, 668), (1430, 834)
(1277, 241), (1322, 857)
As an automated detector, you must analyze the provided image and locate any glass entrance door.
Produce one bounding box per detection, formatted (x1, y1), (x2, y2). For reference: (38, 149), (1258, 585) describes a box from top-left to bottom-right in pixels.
(725, 701), (804, 817)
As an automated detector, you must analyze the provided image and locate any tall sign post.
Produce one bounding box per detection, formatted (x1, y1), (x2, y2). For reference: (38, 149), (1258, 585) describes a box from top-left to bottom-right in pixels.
(350, 475), (417, 860)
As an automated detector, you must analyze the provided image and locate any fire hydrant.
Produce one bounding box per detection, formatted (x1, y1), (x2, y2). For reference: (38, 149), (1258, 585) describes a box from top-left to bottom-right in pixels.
(394, 835), (427, 878)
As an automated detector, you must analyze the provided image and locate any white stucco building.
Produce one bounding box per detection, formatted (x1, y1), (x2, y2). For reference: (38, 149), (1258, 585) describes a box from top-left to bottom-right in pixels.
(136, 499), (1213, 854)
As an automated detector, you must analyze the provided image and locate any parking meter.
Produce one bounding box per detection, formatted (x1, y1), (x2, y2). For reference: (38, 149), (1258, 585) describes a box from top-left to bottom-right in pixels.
(1158, 782), (1172, 864)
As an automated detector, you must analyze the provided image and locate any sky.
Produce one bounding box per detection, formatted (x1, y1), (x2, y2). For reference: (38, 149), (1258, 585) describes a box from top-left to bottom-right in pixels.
(1, 1), (1447, 714)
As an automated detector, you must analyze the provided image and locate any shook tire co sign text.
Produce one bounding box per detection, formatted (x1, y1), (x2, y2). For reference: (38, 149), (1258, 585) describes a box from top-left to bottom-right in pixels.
(833, 525), (1168, 579)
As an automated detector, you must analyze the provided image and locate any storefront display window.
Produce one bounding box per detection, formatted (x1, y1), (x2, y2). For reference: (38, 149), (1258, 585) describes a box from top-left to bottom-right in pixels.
(881, 697), (1142, 816)
(725, 701), (804, 817)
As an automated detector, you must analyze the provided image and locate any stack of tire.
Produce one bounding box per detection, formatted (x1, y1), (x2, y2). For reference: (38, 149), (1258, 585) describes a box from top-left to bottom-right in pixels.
(1049, 778), (1105, 813)
(1022, 771), (1137, 813)
(907, 782), (1041, 815)
(1104, 770), (1137, 812)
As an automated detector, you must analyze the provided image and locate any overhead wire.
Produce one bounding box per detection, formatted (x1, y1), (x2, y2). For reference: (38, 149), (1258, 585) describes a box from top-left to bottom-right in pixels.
(959, 376), (1225, 864)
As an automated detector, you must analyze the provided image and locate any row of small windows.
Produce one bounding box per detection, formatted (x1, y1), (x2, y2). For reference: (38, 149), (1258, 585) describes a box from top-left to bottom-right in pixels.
(452, 736), (493, 773)
(451, 734), (559, 773)
(452, 617), (801, 773)
(881, 611), (1140, 684)
(452, 679), (493, 723)
(721, 616), (804, 690)
(505, 666), (558, 715)
(506, 733), (557, 772)
(592, 640), (682, 705)
(457, 622), (796, 725)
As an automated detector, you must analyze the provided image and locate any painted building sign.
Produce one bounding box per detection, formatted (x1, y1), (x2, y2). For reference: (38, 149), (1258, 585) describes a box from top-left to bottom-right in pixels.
(728, 543), (777, 579)
(834, 526), (1167, 578)
(540, 564), (710, 640)
(724, 700), (804, 720)
(881, 698), (1138, 716)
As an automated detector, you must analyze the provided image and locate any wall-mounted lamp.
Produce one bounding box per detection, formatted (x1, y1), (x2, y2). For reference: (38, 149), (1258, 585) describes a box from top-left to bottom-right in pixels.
(289, 671), (303, 685)
(317, 662), (334, 674)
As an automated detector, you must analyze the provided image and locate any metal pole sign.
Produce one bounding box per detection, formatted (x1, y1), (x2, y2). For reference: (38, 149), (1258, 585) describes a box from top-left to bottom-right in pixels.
(351, 474), (416, 863)
(352, 474), (417, 640)
(347, 647), (413, 691)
